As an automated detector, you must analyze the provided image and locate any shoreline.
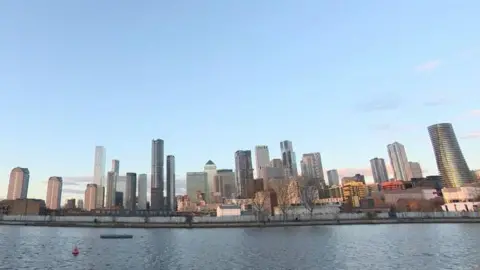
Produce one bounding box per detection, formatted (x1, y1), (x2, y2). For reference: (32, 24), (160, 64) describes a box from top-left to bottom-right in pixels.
(1, 218), (480, 229)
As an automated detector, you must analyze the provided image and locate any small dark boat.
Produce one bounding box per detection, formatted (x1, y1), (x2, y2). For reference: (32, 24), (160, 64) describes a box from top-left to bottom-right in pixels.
(100, 234), (133, 239)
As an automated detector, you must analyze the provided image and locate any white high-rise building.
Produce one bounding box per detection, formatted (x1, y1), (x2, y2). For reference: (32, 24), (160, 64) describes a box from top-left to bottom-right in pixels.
(300, 153), (324, 182)
(46, 176), (63, 210)
(93, 146), (106, 208)
(387, 142), (412, 181)
(137, 174), (148, 210)
(255, 145), (270, 178)
(280, 140), (298, 178)
(409, 162), (423, 178)
(204, 160), (217, 202)
(370, 158), (389, 183)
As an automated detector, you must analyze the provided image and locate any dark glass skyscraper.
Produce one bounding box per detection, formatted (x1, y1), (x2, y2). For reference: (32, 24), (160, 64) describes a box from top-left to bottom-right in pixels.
(428, 123), (473, 188)
(125, 172), (137, 211)
(151, 139), (164, 210)
(166, 155), (175, 212)
(234, 150), (253, 198)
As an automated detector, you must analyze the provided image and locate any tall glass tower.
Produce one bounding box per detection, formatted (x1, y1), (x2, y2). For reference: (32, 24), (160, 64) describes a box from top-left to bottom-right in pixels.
(93, 146), (106, 208)
(151, 139), (164, 210)
(428, 123), (473, 188)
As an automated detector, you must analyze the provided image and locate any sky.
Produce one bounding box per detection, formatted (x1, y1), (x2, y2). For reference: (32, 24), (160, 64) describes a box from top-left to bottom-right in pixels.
(0, 1), (479, 201)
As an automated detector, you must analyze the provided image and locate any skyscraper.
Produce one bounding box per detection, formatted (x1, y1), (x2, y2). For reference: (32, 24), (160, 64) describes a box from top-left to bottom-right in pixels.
(77, 199), (84, 209)
(106, 171), (116, 208)
(46, 176), (63, 210)
(370, 158), (389, 183)
(270, 159), (283, 168)
(151, 139), (164, 210)
(409, 162), (423, 178)
(7, 167), (30, 200)
(204, 160), (217, 202)
(84, 184), (97, 211)
(137, 174), (147, 210)
(326, 169), (340, 186)
(186, 172), (208, 203)
(428, 123), (473, 188)
(234, 150), (254, 198)
(280, 140), (298, 178)
(166, 155), (176, 211)
(300, 152), (325, 182)
(93, 146), (106, 208)
(214, 169), (236, 199)
(255, 145), (270, 178)
(111, 159), (120, 174)
(125, 172), (137, 211)
(387, 142), (412, 181)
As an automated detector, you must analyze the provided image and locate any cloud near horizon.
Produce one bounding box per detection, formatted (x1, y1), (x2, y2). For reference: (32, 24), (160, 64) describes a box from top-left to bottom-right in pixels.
(415, 60), (441, 72)
(470, 109), (480, 116)
(461, 132), (480, 139)
(356, 95), (402, 113)
(423, 98), (449, 107)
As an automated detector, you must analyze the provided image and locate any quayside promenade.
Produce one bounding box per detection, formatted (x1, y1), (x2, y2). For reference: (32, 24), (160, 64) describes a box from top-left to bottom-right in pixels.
(1, 212), (480, 228)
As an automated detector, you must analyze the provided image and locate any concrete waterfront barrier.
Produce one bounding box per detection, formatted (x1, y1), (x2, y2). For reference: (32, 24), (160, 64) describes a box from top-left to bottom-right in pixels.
(1, 212), (480, 228)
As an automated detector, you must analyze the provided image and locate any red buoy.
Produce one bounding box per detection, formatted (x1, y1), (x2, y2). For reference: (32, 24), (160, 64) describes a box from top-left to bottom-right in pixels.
(72, 246), (79, 256)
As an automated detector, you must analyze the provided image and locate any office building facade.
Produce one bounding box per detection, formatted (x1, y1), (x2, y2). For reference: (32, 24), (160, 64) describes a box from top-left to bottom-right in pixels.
(125, 172), (137, 211)
(280, 140), (298, 178)
(93, 146), (106, 208)
(7, 167), (30, 200)
(186, 172), (208, 203)
(327, 169), (340, 186)
(387, 142), (412, 181)
(255, 145), (270, 178)
(300, 152), (325, 182)
(166, 156), (176, 211)
(409, 162), (423, 178)
(428, 123), (473, 188)
(137, 174), (147, 210)
(234, 150), (254, 198)
(46, 176), (63, 210)
(84, 184), (98, 211)
(151, 139), (164, 210)
(370, 158), (389, 183)
(106, 171), (116, 208)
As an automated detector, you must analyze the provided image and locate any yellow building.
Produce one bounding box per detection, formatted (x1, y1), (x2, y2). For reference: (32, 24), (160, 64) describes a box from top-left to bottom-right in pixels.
(342, 182), (367, 207)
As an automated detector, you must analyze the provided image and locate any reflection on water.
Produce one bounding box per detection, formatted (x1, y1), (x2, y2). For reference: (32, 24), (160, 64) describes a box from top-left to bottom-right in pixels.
(1, 224), (479, 269)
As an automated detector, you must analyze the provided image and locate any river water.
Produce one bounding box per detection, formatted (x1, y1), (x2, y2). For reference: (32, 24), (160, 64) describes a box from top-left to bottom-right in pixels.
(0, 224), (478, 270)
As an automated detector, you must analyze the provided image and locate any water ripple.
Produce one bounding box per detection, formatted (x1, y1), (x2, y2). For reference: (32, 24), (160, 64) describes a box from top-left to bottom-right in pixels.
(0, 224), (479, 269)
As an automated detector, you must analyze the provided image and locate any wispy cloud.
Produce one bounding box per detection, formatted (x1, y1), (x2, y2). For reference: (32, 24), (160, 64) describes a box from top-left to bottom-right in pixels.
(415, 60), (441, 72)
(423, 98), (449, 107)
(457, 109), (480, 120)
(62, 189), (84, 195)
(369, 124), (392, 131)
(461, 132), (480, 139)
(368, 123), (418, 133)
(470, 109), (480, 117)
(356, 95), (403, 112)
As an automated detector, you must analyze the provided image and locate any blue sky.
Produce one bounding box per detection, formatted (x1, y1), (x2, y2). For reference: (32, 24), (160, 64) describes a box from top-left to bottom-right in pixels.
(0, 1), (479, 200)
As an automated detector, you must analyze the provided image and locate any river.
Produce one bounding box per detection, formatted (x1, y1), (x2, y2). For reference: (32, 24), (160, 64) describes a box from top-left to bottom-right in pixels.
(0, 224), (478, 269)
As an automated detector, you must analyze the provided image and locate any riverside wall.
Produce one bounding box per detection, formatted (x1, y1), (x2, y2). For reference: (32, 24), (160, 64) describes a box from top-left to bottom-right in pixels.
(0, 212), (479, 228)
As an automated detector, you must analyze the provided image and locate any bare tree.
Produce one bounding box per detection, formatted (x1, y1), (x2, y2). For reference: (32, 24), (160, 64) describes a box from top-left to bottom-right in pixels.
(299, 184), (318, 219)
(252, 191), (268, 222)
(269, 179), (292, 221)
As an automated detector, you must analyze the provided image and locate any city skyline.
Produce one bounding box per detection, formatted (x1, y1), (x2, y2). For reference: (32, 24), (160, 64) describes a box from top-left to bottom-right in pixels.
(1, 2), (480, 200)
(1, 127), (479, 201)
